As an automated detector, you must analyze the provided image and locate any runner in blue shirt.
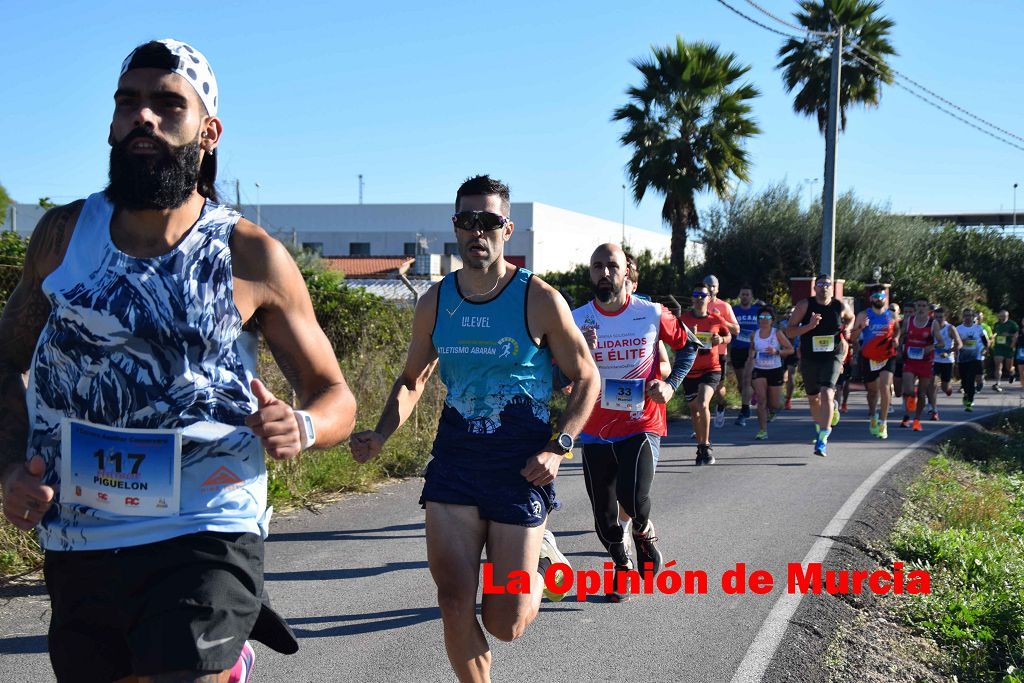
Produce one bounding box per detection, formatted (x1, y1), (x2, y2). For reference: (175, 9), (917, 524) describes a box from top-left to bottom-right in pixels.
(730, 285), (761, 426)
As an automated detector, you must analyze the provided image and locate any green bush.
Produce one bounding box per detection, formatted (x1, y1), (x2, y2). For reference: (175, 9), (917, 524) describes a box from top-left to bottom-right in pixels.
(700, 183), (987, 314)
(929, 225), (1024, 317)
(541, 243), (680, 305)
(889, 415), (1024, 681)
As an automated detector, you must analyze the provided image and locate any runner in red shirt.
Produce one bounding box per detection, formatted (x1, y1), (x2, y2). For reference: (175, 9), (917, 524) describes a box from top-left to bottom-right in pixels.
(900, 297), (941, 431)
(572, 244), (698, 600)
(680, 282), (732, 465)
(703, 275), (740, 429)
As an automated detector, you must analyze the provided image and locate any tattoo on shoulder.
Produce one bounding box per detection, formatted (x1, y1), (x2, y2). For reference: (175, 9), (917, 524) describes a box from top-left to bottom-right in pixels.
(35, 200), (83, 261)
(0, 202), (81, 371)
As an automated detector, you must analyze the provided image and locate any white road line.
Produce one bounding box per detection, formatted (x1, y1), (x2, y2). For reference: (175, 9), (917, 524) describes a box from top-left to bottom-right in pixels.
(729, 401), (1019, 683)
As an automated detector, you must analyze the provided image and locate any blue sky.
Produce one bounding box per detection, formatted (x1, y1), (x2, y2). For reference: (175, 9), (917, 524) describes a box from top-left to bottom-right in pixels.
(2, 0), (1022, 234)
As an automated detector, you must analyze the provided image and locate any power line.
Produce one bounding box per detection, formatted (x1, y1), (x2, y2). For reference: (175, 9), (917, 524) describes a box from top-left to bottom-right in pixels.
(741, 0), (835, 38)
(848, 41), (1024, 146)
(716, 0), (1024, 153)
(712, 0), (805, 39)
(845, 49), (1024, 153)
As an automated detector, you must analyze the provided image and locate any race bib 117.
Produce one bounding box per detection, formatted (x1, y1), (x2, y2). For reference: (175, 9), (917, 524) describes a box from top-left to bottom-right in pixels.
(61, 419), (182, 517)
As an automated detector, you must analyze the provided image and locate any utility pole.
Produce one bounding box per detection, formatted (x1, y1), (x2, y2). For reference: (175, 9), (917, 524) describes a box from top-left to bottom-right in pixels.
(358, 174), (364, 205)
(820, 28), (843, 280)
(255, 182), (262, 227)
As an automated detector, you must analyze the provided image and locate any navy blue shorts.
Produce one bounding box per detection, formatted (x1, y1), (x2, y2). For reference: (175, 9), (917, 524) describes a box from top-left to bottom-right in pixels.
(419, 458), (560, 527)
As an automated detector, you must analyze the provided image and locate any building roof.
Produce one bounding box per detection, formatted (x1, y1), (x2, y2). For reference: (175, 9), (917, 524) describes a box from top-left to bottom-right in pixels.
(345, 278), (434, 304)
(322, 256), (415, 278)
(915, 211), (1023, 229)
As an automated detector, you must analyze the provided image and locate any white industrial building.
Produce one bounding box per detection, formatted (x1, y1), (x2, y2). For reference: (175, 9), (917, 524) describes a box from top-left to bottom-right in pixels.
(6, 200), (678, 276)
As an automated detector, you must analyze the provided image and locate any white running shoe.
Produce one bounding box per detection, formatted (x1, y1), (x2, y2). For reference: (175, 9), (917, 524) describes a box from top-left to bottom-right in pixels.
(539, 529), (570, 602)
(713, 406), (726, 429)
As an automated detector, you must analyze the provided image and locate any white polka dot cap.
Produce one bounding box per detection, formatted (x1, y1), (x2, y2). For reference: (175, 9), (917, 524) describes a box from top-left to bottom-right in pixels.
(120, 39), (219, 116)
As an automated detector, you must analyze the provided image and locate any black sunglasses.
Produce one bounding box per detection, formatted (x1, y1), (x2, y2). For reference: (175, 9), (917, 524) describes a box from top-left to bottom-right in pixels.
(691, 291), (709, 299)
(452, 211), (510, 232)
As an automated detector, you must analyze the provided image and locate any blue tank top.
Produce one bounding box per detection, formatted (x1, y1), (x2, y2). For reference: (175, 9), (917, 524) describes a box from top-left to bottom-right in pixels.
(431, 268), (552, 470)
(732, 304), (761, 348)
(860, 307), (893, 343)
(29, 192), (267, 551)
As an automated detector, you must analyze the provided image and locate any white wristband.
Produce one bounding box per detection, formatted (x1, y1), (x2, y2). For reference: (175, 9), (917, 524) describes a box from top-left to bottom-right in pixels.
(294, 410), (316, 450)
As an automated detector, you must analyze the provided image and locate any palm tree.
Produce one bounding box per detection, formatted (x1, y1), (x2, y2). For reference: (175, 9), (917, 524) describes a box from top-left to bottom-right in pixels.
(613, 37), (761, 273)
(777, 0), (896, 133)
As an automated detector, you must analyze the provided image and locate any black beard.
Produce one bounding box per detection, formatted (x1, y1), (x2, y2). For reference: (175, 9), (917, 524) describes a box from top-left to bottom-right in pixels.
(872, 301), (885, 309)
(595, 281), (620, 304)
(106, 128), (201, 211)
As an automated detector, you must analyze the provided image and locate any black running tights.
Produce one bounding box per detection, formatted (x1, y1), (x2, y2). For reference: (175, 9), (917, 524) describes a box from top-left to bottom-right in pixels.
(581, 433), (658, 553)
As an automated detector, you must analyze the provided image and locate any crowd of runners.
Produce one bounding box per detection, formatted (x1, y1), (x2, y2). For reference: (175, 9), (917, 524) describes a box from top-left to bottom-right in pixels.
(2, 37), (1022, 683)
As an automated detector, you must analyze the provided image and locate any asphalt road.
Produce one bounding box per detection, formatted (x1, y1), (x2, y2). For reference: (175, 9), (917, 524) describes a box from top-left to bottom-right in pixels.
(2, 385), (1020, 682)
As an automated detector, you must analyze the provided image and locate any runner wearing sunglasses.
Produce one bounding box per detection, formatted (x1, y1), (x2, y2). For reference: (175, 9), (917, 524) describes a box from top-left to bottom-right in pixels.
(350, 175), (600, 683)
(679, 283), (732, 465)
(571, 243), (698, 601)
(851, 284), (899, 439)
(785, 274), (854, 457)
(750, 306), (794, 440)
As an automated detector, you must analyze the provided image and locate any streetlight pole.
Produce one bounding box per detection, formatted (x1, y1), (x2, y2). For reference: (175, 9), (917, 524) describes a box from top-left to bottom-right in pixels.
(820, 27), (843, 280)
(255, 182), (261, 227)
(802, 177), (819, 209)
(1014, 183), (1018, 229)
(618, 183), (626, 244)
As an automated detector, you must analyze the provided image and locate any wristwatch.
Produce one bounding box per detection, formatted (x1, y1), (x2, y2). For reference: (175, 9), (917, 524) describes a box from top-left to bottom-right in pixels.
(553, 432), (574, 456)
(294, 410), (316, 450)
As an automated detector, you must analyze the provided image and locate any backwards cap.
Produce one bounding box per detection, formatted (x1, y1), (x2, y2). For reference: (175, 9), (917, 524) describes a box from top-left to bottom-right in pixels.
(120, 39), (218, 116)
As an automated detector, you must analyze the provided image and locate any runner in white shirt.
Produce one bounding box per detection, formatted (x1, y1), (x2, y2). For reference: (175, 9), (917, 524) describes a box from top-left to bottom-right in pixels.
(750, 305), (794, 440)
(928, 307), (962, 420)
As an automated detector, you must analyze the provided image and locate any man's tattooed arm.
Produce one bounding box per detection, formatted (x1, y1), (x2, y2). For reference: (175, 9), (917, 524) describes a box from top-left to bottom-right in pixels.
(0, 201), (81, 478)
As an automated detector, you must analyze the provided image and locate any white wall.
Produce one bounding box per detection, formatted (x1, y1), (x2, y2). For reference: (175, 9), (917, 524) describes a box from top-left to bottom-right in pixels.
(11, 200), (688, 274)
(529, 203), (670, 275)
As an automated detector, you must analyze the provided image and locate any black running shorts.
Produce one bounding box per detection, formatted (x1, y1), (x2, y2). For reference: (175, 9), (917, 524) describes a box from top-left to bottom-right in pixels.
(799, 357), (843, 396)
(683, 371), (722, 402)
(729, 347), (750, 370)
(934, 362), (953, 383)
(751, 366), (785, 387)
(44, 531), (297, 682)
(859, 355), (895, 384)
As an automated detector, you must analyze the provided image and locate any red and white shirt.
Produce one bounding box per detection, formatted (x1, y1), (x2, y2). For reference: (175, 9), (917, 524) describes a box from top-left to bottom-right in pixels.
(572, 296), (688, 442)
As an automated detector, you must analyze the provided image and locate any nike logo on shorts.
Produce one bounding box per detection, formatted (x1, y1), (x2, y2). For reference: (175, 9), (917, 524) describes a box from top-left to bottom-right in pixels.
(196, 633), (234, 650)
